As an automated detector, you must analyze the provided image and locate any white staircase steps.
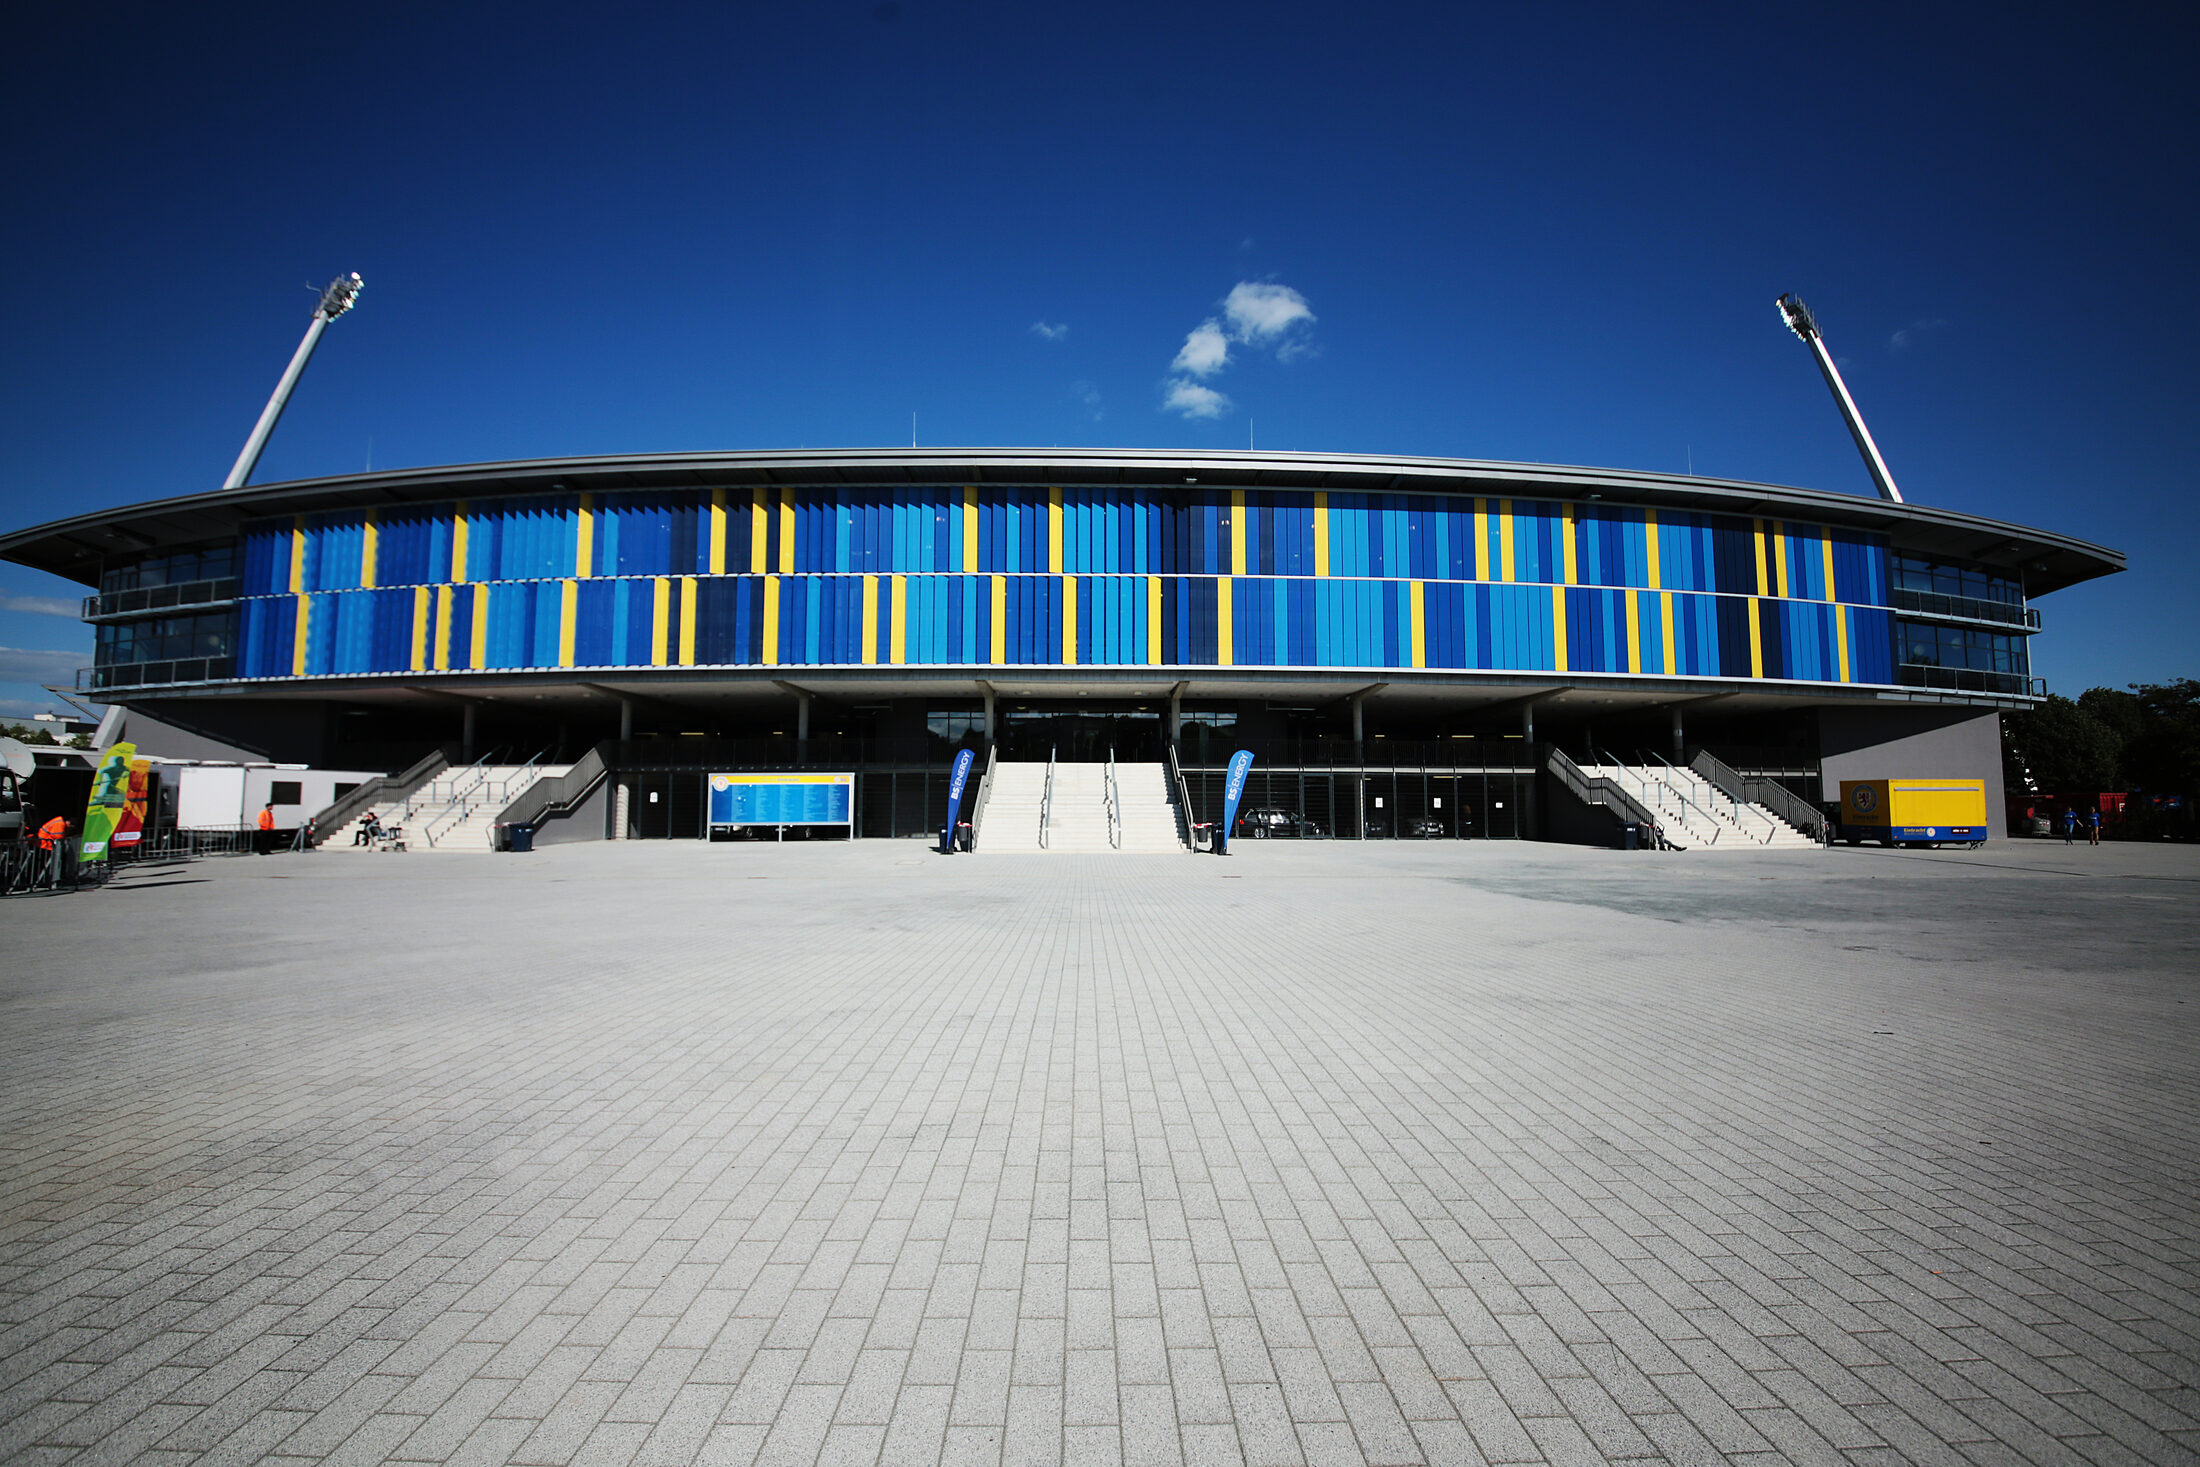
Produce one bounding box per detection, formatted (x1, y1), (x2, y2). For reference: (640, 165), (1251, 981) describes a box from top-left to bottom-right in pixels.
(976, 761), (1186, 853)
(1582, 762), (1819, 851)
(334, 763), (570, 850)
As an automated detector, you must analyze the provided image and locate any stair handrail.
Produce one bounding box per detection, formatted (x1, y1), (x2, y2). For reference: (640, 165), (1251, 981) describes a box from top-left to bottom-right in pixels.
(1690, 748), (1827, 845)
(1547, 747), (1681, 849)
(967, 753), (997, 851)
(1104, 746), (1122, 849)
(1164, 738), (1196, 851)
(495, 743), (609, 834)
(1585, 745), (1708, 841)
(1039, 747), (1056, 850)
(303, 745), (450, 847)
(405, 744), (501, 822)
(1641, 748), (1746, 840)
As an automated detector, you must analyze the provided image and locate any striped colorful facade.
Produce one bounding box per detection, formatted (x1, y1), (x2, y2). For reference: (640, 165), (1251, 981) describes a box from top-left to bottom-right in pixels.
(234, 485), (1898, 686)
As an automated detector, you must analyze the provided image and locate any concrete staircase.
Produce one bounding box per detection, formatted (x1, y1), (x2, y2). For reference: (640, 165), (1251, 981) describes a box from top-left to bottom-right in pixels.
(1581, 761), (1819, 851)
(976, 761), (1185, 853)
(337, 763), (570, 850)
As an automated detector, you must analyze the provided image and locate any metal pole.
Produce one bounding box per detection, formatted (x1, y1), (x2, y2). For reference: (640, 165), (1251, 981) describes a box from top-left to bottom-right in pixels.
(222, 273), (363, 491)
(224, 315), (328, 489)
(1777, 294), (1904, 504)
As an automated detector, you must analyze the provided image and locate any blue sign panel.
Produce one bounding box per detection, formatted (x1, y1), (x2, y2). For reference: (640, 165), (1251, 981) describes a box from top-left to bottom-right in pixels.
(1221, 750), (1254, 846)
(708, 773), (855, 828)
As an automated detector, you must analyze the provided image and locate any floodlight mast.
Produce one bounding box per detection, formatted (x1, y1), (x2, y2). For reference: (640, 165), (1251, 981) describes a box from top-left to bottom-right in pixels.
(221, 273), (364, 490)
(1776, 292), (1904, 504)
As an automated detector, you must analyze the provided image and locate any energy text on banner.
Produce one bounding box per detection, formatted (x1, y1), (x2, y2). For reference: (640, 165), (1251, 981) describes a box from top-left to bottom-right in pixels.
(943, 747), (976, 851)
(1219, 749), (1255, 854)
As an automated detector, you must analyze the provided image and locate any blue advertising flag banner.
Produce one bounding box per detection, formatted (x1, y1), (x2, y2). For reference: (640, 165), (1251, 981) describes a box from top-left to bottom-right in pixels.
(945, 748), (975, 827)
(1222, 749), (1255, 841)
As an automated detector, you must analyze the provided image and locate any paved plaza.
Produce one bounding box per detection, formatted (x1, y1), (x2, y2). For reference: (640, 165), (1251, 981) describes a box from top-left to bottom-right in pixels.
(2, 837), (2197, 1466)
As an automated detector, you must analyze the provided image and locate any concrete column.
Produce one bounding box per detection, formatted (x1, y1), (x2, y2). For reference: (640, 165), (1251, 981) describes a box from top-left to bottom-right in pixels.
(619, 697), (634, 741)
(611, 778), (630, 840)
(982, 685), (997, 748)
(1168, 686), (1183, 742)
(461, 703), (476, 760)
(1671, 706), (1684, 761)
(1521, 702), (1536, 743)
(795, 689), (811, 749)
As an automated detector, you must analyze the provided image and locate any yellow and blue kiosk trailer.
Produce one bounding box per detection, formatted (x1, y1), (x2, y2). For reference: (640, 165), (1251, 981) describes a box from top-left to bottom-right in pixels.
(1839, 779), (1989, 848)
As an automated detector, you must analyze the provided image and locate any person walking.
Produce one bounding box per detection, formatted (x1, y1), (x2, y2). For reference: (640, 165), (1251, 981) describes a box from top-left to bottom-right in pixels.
(2061, 807), (2078, 845)
(256, 801), (276, 854)
(2088, 806), (2102, 846)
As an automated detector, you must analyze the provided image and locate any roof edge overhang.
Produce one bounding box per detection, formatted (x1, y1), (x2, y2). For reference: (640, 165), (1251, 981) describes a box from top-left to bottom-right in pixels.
(0, 447), (2125, 594)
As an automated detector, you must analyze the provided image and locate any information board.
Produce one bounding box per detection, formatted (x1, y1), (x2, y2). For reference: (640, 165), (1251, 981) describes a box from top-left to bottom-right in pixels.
(708, 772), (854, 830)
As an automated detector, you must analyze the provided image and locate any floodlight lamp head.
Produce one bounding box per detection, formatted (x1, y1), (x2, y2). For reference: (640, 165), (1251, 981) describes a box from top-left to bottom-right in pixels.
(317, 272), (363, 321)
(1777, 292), (1817, 342)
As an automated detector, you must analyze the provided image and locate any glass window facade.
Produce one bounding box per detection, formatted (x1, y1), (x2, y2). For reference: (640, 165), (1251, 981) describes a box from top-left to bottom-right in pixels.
(94, 611), (234, 666)
(1896, 620), (2029, 675)
(1891, 554), (2022, 605)
(100, 544), (238, 594)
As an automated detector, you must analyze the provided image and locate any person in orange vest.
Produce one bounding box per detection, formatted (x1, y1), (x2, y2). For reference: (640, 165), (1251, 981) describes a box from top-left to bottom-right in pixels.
(37, 814), (67, 850)
(256, 801), (276, 854)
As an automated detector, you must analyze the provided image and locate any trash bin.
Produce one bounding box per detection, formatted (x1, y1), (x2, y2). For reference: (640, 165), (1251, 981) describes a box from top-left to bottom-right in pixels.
(1621, 823), (1641, 851)
(506, 825), (535, 853)
(939, 825), (954, 854)
(956, 822), (973, 852)
(491, 823), (510, 852)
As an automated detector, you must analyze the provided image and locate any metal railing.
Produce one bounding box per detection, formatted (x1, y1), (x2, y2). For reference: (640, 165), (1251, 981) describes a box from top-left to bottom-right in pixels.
(1164, 739), (1197, 850)
(305, 747), (451, 846)
(496, 744), (610, 840)
(1104, 747), (1122, 850)
(967, 755), (998, 851)
(1587, 755), (1717, 845)
(1039, 748), (1056, 850)
(1546, 747), (1673, 848)
(1896, 664), (2044, 697)
(1691, 749), (1827, 844)
(398, 747), (506, 845)
(79, 656), (234, 691)
(421, 748), (553, 846)
(1641, 748), (1745, 839)
(83, 577), (240, 620)
(1892, 586), (2037, 629)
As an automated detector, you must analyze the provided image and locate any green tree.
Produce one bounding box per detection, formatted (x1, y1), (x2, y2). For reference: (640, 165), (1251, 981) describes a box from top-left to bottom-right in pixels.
(2003, 695), (2120, 792)
(0, 721), (58, 747)
(2121, 679), (2200, 793)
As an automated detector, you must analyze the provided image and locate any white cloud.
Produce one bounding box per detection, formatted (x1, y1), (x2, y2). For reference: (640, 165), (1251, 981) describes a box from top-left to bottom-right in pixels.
(0, 595), (81, 618)
(1069, 380), (1104, 420)
(1172, 320), (1231, 377)
(1888, 317), (1949, 352)
(1030, 321), (1068, 342)
(0, 646), (84, 683)
(1158, 280), (1315, 421)
(1164, 380), (1232, 420)
(1222, 281), (1315, 345)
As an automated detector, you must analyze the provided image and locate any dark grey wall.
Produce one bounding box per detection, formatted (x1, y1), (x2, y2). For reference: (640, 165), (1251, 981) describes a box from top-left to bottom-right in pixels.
(1819, 706), (2005, 838)
(531, 776), (610, 845)
(111, 701), (331, 764)
(1539, 774), (1629, 848)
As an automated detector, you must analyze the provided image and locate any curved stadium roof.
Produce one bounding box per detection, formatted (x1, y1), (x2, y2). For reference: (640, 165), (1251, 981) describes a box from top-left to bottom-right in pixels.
(0, 447), (2123, 593)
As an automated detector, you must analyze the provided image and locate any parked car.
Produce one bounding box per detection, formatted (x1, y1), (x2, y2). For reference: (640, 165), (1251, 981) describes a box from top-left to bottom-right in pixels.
(1236, 807), (1326, 839)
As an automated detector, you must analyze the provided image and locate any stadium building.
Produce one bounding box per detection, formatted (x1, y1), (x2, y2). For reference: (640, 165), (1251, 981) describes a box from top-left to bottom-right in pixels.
(0, 448), (2121, 847)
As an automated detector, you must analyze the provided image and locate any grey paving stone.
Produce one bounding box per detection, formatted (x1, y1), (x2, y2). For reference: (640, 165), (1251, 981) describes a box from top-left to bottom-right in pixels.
(1, 839), (2195, 1465)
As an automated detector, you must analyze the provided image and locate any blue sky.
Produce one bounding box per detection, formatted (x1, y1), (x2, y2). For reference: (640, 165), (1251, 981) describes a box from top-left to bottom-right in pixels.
(3, 2), (2193, 715)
